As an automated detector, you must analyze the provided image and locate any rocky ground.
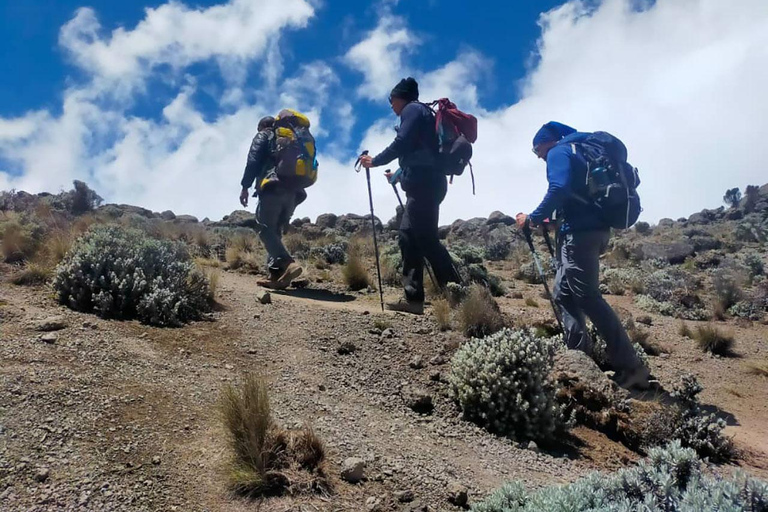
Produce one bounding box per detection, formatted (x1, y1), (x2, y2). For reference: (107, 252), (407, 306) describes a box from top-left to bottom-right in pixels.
(2, 260), (767, 511)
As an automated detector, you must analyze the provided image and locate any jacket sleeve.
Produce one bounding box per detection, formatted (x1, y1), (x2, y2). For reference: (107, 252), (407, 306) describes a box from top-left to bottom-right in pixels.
(371, 104), (420, 167)
(240, 131), (270, 189)
(529, 146), (572, 224)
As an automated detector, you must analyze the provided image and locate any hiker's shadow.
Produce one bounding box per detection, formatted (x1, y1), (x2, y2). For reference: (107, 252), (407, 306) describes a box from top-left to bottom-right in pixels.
(271, 288), (356, 303)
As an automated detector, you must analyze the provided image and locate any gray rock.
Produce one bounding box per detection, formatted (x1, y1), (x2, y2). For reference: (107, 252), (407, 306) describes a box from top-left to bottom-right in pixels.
(40, 333), (58, 344)
(487, 211), (515, 226)
(447, 482), (469, 507)
(403, 387), (433, 414)
(256, 291), (272, 305)
(340, 457), (366, 484)
(218, 210), (258, 229)
(409, 355), (425, 369)
(174, 214), (199, 223)
(437, 225), (451, 240)
(35, 316), (67, 332)
(725, 209), (744, 221)
(551, 350), (628, 403)
(657, 218), (675, 228)
(381, 328), (395, 339)
(527, 440), (540, 453)
(429, 355), (446, 366)
(633, 242), (695, 264)
(429, 370), (442, 382)
(688, 210), (714, 225)
(395, 490), (415, 503)
(159, 210), (176, 221)
(315, 213), (338, 229)
(35, 467), (50, 483)
(337, 341), (357, 355)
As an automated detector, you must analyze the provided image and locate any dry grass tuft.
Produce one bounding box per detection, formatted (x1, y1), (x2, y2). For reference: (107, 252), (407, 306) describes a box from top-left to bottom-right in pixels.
(11, 262), (52, 286)
(342, 243), (371, 291)
(432, 298), (452, 331)
(626, 323), (666, 356)
(525, 297), (539, 308)
(283, 233), (310, 256)
(372, 317), (392, 331)
(678, 322), (693, 338)
(459, 284), (504, 338)
(206, 269), (220, 303)
(693, 325), (735, 356)
(1, 222), (37, 263)
(745, 361), (768, 378)
(219, 374), (329, 498)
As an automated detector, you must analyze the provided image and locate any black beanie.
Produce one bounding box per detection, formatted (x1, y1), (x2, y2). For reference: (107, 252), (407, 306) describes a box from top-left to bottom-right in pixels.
(390, 77), (419, 102)
(258, 116), (275, 131)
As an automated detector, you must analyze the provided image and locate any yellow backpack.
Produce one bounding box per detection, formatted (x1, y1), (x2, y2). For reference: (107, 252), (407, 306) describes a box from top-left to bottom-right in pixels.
(270, 109), (318, 189)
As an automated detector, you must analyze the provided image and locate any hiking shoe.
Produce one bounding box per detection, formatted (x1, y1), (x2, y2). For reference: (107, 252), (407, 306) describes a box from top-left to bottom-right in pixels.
(386, 298), (424, 315)
(256, 277), (282, 290)
(274, 262), (304, 289)
(615, 365), (652, 391)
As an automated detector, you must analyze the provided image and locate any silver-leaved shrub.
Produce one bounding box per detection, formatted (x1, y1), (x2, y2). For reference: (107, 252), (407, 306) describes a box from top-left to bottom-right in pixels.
(53, 225), (210, 327)
(471, 441), (767, 512)
(449, 328), (563, 441)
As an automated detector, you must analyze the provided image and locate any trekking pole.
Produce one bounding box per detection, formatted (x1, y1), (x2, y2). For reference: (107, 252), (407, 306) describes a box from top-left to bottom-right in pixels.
(522, 220), (564, 333)
(385, 169), (441, 295)
(355, 151), (385, 312)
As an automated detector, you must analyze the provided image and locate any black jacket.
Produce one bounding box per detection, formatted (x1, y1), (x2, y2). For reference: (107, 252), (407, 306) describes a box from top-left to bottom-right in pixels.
(240, 128), (275, 192)
(371, 102), (443, 194)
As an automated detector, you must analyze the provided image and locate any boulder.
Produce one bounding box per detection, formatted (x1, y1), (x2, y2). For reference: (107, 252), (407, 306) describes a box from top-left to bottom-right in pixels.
(174, 214), (199, 223)
(34, 316), (67, 332)
(315, 213), (338, 229)
(98, 204), (155, 219)
(486, 211), (515, 226)
(340, 458), (366, 484)
(337, 213), (383, 234)
(447, 482), (469, 507)
(159, 210), (176, 221)
(725, 209), (744, 221)
(218, 210), (258, 229)
(633, 242), (694, 264)
(437, 225), (451, 240)
(402, 387), (433, 414)
(657, 218), (675, 228)
(448, 217), (489, 245)
(551, 350), (628, 405)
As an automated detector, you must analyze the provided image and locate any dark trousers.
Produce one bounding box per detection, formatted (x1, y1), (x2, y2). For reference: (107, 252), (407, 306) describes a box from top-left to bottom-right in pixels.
(399, 177), (459, 302)
(255, 187), (297, 274)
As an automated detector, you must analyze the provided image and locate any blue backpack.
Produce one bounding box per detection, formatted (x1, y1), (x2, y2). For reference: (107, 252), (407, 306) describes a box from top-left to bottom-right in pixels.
(562, 131), (642, 229)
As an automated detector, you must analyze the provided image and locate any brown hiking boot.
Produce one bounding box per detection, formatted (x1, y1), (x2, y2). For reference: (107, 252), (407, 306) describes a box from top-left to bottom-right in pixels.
(386, 298), (424, 315)
(615, 365), (652, 391)
(274, 262), (303, 289)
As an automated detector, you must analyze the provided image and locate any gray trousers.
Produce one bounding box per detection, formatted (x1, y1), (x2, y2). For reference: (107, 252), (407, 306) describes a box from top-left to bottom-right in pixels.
(554, 230), (641, 372)
(255, 188), (297, 273)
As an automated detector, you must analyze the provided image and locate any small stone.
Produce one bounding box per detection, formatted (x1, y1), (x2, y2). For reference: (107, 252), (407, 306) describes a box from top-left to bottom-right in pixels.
(409, 355), (425, 369)
(415, 326), (430, 335)
(34, 467), (50, 483)
(369, 328), (382, 336)
(256, 291), (272, 304)
(340, 457), (366, 484)
(636, 315), (653, 326)
(253, 313), (261, 319)
(381, 328), (395, 338)
(395, 490), (415, 503)
(151, 456), (161, 465)
(34, 316), (67, 332)
(429, 355), (446, 366)
(337, 341), (357, 355)
(429, 371), (441, 382)
(40, 333), (58, 344)
(527, 440), (540, 453)
(447, 482), (469, 507)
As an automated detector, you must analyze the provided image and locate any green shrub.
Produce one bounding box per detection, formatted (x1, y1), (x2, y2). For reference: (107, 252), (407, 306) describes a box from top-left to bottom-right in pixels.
(53, 225), (210, 326)
(485, 238), (511, 261)
(603, 267), (644, 295)
(711, 266), (746, 313)
(310, 241), (347, 265)
(470, 441), (761, 512)
(449, 328), (563, 442)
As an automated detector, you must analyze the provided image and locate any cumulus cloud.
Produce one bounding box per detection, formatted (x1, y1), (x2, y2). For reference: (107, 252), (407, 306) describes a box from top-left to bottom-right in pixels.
(2, 0), (768, 227)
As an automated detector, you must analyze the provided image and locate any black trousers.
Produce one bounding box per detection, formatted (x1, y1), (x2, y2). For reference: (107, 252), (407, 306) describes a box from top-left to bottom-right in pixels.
(399, 176), (459, 302)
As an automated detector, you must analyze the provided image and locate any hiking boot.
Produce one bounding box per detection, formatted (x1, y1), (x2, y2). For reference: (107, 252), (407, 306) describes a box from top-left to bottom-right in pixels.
(615, 365), (652, 391)
(274, 262), (304, 289)
(386, 298), (424, 315)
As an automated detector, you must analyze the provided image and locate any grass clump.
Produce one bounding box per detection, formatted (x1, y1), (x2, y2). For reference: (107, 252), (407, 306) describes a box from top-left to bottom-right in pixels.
(220, 374), (329, 497)
(432, 298), (452, 331)
(693, 325), (735, 356)
(459, 284), (504, 338)
(341, 242), (371, 291)
(746, 361), (768, 378)
(372, 317), (392, 331)
(678, 322), (693, 338)
(524, 297), (539, 308)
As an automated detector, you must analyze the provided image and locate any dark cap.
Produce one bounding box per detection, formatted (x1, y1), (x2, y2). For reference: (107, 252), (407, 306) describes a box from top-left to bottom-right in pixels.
(390, 77), (419, 102)
(258, 116), (275, 131)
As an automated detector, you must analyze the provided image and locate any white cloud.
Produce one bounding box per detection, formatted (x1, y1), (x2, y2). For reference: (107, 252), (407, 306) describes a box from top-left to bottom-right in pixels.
(59, 0), (314, 93)
(343, 14), (419, 101)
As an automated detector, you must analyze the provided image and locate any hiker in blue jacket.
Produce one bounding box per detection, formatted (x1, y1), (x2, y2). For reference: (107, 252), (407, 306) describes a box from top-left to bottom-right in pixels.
(359, 77), (460, 314)
(516, 121), (651, 390)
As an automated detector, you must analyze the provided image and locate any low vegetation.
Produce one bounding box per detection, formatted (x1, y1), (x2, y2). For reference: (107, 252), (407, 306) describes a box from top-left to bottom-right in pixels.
(341, 241), (371, 291)
(458, 284), (504, 338)
(432, 298), (452, 331)
(693, 324), (735, 356)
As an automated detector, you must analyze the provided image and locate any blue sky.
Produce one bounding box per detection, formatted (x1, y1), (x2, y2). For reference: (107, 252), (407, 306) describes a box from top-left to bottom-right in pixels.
(1, 0), (767, 223)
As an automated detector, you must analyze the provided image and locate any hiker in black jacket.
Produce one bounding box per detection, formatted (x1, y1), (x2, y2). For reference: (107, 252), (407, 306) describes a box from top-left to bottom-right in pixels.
(359, 77), (460, 314)
(240, 116), (305, 289)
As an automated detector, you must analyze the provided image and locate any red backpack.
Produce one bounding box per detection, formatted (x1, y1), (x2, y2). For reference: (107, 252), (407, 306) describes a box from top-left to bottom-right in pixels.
(428, 98), (478, 194)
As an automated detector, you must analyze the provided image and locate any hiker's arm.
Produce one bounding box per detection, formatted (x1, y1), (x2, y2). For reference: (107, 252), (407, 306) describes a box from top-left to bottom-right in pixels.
(240, 131), (269, 189)
(529, 148), (571, 224)
(371, 105), (419, 167)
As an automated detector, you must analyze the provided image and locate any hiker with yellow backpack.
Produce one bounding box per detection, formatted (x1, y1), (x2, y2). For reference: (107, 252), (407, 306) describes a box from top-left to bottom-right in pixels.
(239, 110), (318, 289)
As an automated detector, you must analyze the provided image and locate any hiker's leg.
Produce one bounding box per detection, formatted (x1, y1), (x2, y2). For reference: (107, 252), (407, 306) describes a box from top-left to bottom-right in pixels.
(399, 197), (426, 303)
(255, 190), (292, 272)
(554, 234), (591, 353)
(565, 231), (642, 372)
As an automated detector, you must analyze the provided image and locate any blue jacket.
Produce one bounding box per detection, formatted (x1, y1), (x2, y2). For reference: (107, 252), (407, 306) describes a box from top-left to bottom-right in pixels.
(529, 132), (608, 233)
(371, 102), (443, 194)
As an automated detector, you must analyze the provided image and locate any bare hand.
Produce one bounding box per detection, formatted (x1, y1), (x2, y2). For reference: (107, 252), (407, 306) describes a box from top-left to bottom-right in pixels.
(359, 155), (374, 168)
(515, 213), (528, 228)
(240, 188), (249, 208)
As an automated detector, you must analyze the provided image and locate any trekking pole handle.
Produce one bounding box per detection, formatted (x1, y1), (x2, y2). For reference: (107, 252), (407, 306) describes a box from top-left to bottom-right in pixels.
(354, 150), (369, 173)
